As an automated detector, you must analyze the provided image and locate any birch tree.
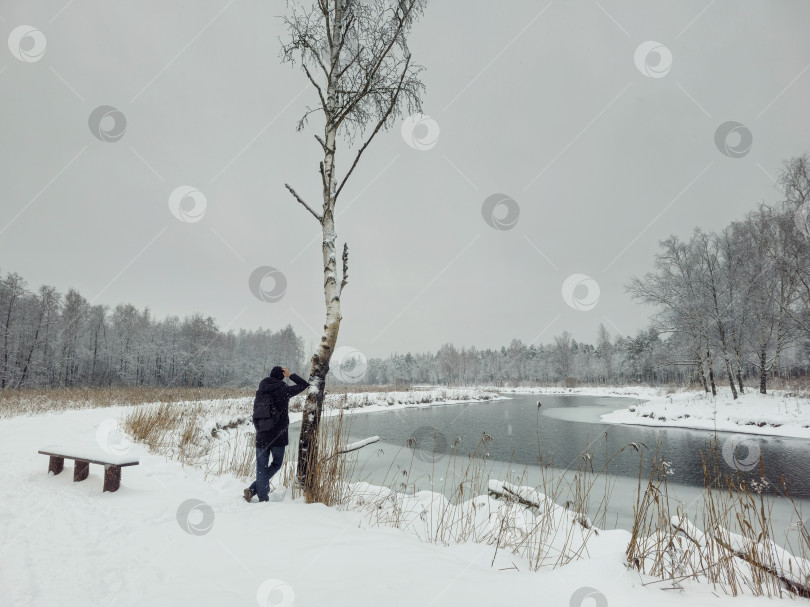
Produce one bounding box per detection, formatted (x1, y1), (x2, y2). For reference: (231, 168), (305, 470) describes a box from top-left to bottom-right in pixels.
(280, 0), (427, 491)
(693, 229), (739, 399)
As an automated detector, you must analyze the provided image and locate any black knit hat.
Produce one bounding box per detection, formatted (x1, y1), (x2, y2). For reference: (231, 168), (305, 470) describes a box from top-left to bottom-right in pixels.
(269, 366), (284, 380)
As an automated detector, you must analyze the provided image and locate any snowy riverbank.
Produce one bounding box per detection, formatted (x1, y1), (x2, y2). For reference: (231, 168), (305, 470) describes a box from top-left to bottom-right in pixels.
(491, 385), (810, 440)
(598, 387), (810, 440)
(492, 384), (661, 400)
(2, 403), (807, 606)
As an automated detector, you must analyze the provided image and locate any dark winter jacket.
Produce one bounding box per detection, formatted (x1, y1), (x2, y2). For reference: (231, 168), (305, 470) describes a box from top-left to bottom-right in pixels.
(252, 373), (309, 448)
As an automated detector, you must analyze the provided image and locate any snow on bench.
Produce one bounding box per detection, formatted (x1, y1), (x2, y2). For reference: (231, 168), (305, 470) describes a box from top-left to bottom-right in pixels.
(38, 444), (139, 493)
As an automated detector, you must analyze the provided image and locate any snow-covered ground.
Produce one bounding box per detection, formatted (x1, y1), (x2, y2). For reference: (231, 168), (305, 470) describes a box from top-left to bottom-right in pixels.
(494, 385), (810, 440)
(0, 404), (798, 606)
(599, 388), (810, 439)
(2, 392), (808, 605)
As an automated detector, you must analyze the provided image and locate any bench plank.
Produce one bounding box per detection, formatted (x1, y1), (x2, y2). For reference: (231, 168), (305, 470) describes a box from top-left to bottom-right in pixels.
(38, 449), (138, 467)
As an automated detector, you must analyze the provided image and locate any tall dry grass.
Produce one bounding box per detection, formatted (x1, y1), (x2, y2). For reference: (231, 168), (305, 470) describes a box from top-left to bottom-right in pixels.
(120, 395), (360, 505)
(338, 420), (623, 571)
(626, 436), (810, 598)
(0, 383), (442, 419)
(291, 404), (361, 505)
(0, 386), (254, 418)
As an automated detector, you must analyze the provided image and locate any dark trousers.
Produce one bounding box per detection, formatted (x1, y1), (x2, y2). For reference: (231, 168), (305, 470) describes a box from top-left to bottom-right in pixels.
(248, 445), (286, 501)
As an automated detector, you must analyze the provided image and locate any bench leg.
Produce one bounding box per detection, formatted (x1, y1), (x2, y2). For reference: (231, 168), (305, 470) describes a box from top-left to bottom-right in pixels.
(73, 460), (89, 482)
(48, 455), (64, 476)
(103, 465), (121, 492)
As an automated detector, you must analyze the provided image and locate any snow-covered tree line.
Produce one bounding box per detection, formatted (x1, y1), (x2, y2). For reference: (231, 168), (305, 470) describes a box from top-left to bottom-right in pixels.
(352, 156), (810, 391)
(355, 325), (806, 389)
(0, 274), (305, 389)
(627, 154), (810, 396)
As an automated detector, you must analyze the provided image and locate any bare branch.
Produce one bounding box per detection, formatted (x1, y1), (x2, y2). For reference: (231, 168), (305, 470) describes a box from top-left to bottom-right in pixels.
(285, 183), (323, 222)
(302, 63), (327, 108)
(335, 54), (411, 201)
(296, 106), (322, 132)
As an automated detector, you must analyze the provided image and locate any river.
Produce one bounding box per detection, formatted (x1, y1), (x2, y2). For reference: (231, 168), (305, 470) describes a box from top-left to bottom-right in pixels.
(292, 392), (810, 542)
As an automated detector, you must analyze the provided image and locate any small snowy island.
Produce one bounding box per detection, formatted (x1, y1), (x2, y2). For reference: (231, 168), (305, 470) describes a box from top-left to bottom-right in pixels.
(499, 385), (810, 440)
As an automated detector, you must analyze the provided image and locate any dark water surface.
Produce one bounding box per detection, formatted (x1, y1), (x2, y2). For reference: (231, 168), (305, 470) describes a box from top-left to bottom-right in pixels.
(332, 393), (810, 498)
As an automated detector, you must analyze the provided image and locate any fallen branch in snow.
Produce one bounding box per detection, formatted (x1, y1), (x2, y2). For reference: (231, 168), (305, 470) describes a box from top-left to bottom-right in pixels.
(488, 480), (543, 509)
(341, 436), (380, 454)
(709, 535), (810, 598)
(488, 480), (596, 533)
(670, 516), (810, 598)
(323, 435), (380, 462)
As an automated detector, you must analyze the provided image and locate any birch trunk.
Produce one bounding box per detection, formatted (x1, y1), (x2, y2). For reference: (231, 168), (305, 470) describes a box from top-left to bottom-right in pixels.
(297, 1), (344, 489)
(297, 210), (342, 487)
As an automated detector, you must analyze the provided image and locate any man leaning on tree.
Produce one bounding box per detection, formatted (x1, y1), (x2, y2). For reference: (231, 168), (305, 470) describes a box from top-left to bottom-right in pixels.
(244, 365), (309, 502)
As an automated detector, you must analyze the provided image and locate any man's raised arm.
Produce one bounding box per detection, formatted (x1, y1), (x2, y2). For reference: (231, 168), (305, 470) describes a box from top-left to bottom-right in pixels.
(283, 367), (309, 398)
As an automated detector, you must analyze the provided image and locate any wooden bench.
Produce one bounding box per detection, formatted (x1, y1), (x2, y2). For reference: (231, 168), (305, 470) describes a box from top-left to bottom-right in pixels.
(38, 447), (139, 492)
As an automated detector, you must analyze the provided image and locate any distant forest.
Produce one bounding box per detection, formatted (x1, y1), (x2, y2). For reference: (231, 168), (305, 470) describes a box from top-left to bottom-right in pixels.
(0, 265), (805, 391)
(0, 272), (305, 389)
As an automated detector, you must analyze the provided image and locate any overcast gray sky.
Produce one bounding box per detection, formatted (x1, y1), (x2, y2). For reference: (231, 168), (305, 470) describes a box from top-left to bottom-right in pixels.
(2, 0), (809, 360)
